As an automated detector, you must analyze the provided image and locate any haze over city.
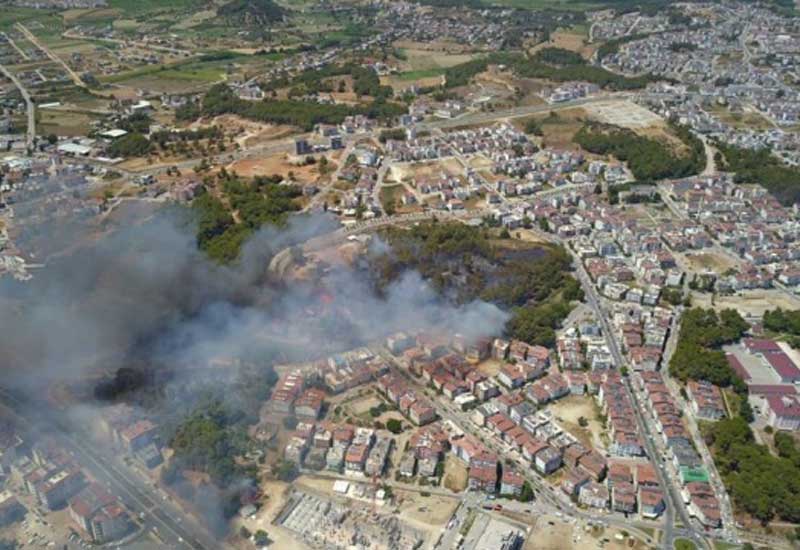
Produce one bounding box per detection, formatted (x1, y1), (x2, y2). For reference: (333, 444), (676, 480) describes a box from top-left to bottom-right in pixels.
(1, 1), (800, 550)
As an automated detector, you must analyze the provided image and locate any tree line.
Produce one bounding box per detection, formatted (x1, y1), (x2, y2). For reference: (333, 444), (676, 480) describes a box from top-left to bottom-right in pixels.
(442, 49), (656, 91)
(574, 122), (705, 182)
(192, 172), (301, 264)
(716, 142), (800, 206)
(180, 83), (405, 131)
(373, 221), (583, 348)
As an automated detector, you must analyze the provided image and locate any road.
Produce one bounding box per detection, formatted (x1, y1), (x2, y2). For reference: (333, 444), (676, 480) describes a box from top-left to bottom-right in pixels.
(419, 93), (631, 131)
(62, 29), (192, 57)
(0, 62), (35, 147)
(0, 389), (222, 550)
(16, 23), (86, 88)
(1, 32), (30, 61)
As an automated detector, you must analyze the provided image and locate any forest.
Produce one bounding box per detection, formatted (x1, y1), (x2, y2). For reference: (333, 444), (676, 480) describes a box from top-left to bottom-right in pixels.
(716, 143), (800, 206)
(373, 222), (583, 347)
(668, 307), (748, 388)
(707, 416), (800, 524)
(182, 83), (404, 131)
(192, 173), (301, 263)
(574, 123), (705, 182)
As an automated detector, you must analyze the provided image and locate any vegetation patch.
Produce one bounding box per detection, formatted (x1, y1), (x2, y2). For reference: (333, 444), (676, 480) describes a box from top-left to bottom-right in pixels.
(668, 308), (748, 389)
(372, 222), (583, 347)
(180, 83), (404, 131)
(706, 416), (800, 524)
(574, 122), (704, 182)
(716, 143), (800, 206)
(193, 172), (301, 263)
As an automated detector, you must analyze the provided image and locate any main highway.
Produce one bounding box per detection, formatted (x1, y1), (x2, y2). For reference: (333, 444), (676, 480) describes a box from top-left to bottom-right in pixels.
(0, 388), (223, 550)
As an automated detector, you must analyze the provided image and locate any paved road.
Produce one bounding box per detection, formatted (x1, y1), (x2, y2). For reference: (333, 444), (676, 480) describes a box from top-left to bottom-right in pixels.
(0, 62), (35, 147)
(419, 93), (632, 131)
(0, 389), (221, 550)
(17, 23), (86, 88)
(575, 253), (712, 550)
(62, 29), (192, 57)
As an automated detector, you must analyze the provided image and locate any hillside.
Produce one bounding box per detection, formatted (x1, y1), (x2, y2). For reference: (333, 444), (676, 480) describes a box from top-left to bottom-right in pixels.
(218, 0), (286, 26)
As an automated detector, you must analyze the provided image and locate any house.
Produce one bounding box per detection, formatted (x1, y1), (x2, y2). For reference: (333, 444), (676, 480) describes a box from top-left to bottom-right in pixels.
(0, 491), (24, 527)
(294, 388), (325, 420)
(500, 469), (525, 497)
(561, 468), (590, 497)
(326, 446), (346, 472)
(468, 465), (498, 493)
(365, 436), (393, 476)
(534, 446), (562, 475)
(36, 467), (87, 511)
(398, 454), (416, 478)
(410, 400), (436, 426)
(563, 443), (588, 468)
(611, 482), (637, 515)
(344, 444), (369, 474)
(636, 463), (659, 488)
(578, 481), (609, 510)
(766, 394), (800, 430)
(639, 487), (665, 519)
(686, 380), (725, 421)
(118, 420), (158, 454)
(69, 483), (129, 543)
(607, 463), (633, 487)
(578, 451), (607, 481)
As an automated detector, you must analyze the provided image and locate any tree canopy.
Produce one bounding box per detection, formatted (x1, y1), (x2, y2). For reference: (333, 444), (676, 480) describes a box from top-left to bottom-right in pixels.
(574, 123), (704, 182)
(192, 174), (301, 263)
(707, 417), (800, 523)
(185, 83), (404, 131)
(717, 143), (800, 205)
(669, 308), (748, 388)
(374, 222), (582, 348)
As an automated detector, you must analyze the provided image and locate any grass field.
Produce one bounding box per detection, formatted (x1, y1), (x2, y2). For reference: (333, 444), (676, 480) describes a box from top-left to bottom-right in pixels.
(487, 0), (601, 10)
(37, 109), (94, 137)
(674, 538), (697, 550)
(397, 69), (446, 81)
(106, 0), (197, 16)
(0, 8), (62, 32)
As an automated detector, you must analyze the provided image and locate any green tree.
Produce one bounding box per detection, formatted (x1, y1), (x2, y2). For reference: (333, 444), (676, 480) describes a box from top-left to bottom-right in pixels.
(386, 418), (403, 434)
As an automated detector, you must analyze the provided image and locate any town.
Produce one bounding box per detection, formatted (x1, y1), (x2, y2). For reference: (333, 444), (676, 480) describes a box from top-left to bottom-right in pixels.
(1, 0), (800, 550)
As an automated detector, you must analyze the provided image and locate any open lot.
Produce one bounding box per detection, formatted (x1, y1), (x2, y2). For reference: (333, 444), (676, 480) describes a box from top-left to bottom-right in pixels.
(391, 158), (465, 184)
(682, 252), (739, 275)
(442, 454), (469, 492)
(585, 100), (663, 129)
(517, 107), (589, 151)
(692, 289), (800, 318)
(549, 394), (607, 451)
(525, 515), (653, 550)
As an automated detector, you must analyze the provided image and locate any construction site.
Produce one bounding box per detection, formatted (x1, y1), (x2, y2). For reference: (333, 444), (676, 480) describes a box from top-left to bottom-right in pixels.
(276, 489), (426, 550)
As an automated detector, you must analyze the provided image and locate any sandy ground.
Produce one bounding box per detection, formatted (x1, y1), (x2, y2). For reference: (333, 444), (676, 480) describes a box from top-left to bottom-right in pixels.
(519, 107), (589, 151)
(394, 43), (478, 64)
(395, 489), (459, 541)
(392, 158), (465, 184)
(349, 394), (383, 416)
(682, 252), (739, 274)
(692, 289), (800, 317)
(525, 515), (652, 550)
(549, 395), (607, 451)
(476, 358), (505, 378)
(232, 480), (308, 550)
(228, 154), (320, 183)
(442, 454), (468, 492)
(585, 100), (663, 129)
(530, 28), (598, 60)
